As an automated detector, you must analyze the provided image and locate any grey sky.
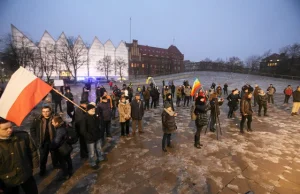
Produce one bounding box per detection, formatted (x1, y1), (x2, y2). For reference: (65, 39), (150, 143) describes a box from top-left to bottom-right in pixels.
(0, 0), (299, 61)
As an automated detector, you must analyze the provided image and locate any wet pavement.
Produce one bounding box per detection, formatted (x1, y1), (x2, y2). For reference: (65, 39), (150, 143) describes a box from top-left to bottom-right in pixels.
(19, 72), (300, 194)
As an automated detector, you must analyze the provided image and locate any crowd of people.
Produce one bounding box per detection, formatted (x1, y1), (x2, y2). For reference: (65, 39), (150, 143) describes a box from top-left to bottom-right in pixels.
(0, 79), (299, 194)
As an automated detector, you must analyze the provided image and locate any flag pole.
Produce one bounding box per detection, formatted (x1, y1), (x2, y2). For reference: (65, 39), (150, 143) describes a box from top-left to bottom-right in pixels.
(52, 88), (86, 112)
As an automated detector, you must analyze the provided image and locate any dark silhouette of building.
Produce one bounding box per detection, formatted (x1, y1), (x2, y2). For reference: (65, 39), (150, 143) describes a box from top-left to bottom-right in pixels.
(126, 40), (184, 78)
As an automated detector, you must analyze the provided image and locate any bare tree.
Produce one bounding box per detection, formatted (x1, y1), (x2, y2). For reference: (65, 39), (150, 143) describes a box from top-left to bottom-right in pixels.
(0, 33), (36, 71)
(244, 55), (261, 72)
(27, 49), (43, 78)
(115, 57), (127, 81)
(40, 45), (56, 82)
(56, 36), (88, 82)
(97, 55), (113, 81)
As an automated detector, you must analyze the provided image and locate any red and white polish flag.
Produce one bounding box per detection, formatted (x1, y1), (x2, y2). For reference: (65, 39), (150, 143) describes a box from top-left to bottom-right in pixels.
(0, 67), (52, 126)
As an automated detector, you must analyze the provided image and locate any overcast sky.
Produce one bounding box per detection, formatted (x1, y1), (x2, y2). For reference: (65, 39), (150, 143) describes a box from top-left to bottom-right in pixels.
(0, 0), (300, 61)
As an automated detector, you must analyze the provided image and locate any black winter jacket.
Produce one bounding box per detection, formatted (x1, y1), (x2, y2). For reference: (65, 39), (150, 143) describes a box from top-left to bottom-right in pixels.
(51, 90), (62, 102)
(227, 93), (240, 107)
(30, 115), (56, 147)
(194, 102), (210, 128)
(80, 114), (102, 143)
(130, 99), (144, 120)
(50, 123), (67, 150)
(293, 90), (300, 102)
(97, 102), (112, 121)
(0, 131), (39, 187)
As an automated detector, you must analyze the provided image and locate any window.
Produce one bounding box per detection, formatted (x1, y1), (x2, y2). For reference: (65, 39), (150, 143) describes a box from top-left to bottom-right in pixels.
(142, 64), (144, 68)
(131, 63), (134, 67)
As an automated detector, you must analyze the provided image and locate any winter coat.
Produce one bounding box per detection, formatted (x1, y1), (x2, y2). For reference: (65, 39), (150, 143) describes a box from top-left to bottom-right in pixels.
(258, 94), (268, 105)
(194, 101), (210, 128)
(161, 109), (177, 134)
(184, 87), (191, 96)
(210, 98), (220, 116)
(150, 89), (159, 101)
(97, 101), (112, 121)
(165, 94), (175, 111)
(143, 90), (151, 100)
(50, 123), (68, 150)
(65, 92), (74, 111)
(0, 131), (39, 187)
(51, 90), (62, 102)
(81, 87), (89, 101)
(227, 93), (240, 107)
(118, 102), (131, 122)
(130, 99), (144, 120)
(74, 106), (86, 125)
(80, 114), (102, 143)
(267, 86), (276, 95)
(284, 88), (293, 96)
(171, 85), (175, 93)
(96, 87), (101, 98)
(240, 98), (253, 115)
(216, 86), (222, 94)
(30, 115), (56, 147)
(293, 90), (300, 102)
(176, 88), (182, 99)
(253, 87), (261, 97)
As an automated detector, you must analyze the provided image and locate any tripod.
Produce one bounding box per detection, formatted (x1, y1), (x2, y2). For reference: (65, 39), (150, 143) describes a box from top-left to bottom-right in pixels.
(205, 99), (222, 140)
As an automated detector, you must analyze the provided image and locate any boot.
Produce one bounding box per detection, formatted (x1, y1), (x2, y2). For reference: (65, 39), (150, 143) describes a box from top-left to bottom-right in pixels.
(240, 124), (244, 134)
(258, 112), (261, 117)
(194, 135), (201, 149)
(264, 112), (269, 116)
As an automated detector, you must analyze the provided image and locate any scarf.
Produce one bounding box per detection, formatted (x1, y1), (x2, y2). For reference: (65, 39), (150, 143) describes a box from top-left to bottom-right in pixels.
(164, 108), (175, 116)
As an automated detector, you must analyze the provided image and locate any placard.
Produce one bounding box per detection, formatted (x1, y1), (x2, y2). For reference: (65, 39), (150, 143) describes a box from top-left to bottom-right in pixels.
(54, 80), (64, 86)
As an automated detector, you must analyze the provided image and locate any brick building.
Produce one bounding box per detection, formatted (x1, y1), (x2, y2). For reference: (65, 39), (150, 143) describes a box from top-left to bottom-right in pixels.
(126, 40), (184, 78)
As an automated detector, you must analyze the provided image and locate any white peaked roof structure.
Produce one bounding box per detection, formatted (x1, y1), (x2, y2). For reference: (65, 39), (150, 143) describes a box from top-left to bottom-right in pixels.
(11, 24), (129, 80)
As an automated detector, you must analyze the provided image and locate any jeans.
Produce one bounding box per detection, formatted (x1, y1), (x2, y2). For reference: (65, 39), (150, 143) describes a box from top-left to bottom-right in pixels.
(195, 126), (203, 137)
(4, 176), (38, 194)
(120, 120), (130, 135)
(87, 139), (104, 167)
(254, 96), (258, 106)
(267, 94), (274, 104)
(102, 120), (112, 137)
(67, 106), (74, 121)
(151, 99), (157, 108)
(184, 96), (190, 106)
(55, 101), (62, 113)
(75, 123), (88, 158)
(132, 119), (143, 132)
(240, 115), (252, 131)
(176, 97), (181, 106)
(56, 152), (73, 176)
(39, 141), (59, 172)
(223, 89), (228, 96)
(162, 133), (171, 148)
(144, 99), (150, 110)
(284, 95), (291, 103)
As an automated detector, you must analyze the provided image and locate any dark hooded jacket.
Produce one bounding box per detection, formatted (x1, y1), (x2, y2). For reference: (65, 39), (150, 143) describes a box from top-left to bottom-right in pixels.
(130, 99), (144, 120)
(194, 96), (210, 127)
(0, 131), (39, 187)
(80, 113), (102, 143)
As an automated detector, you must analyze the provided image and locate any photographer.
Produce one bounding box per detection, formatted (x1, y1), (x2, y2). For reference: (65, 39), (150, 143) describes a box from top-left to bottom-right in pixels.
(209, 93), (221, 132)
(194, 95), (210, 149)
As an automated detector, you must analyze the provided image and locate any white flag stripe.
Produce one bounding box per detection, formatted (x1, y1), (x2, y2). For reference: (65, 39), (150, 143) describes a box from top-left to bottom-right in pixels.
(0, 67), (37, 118)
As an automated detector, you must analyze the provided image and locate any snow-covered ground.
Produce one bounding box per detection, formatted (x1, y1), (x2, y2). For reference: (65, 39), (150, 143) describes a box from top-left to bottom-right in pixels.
(20, 71), (300, 194)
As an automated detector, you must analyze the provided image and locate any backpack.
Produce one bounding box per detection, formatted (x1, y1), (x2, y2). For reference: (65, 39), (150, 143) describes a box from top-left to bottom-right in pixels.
(65, 124), (78, 145)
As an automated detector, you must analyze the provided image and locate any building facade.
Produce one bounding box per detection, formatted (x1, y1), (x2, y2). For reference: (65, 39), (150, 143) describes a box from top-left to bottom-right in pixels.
(11, 24), (129, 81)
(126, 40), (184, 78)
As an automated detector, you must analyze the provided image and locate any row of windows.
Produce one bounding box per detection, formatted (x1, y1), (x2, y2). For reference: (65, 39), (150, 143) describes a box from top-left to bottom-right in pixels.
(267, 63), (278, 67)
(130, 63), (181, 69)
